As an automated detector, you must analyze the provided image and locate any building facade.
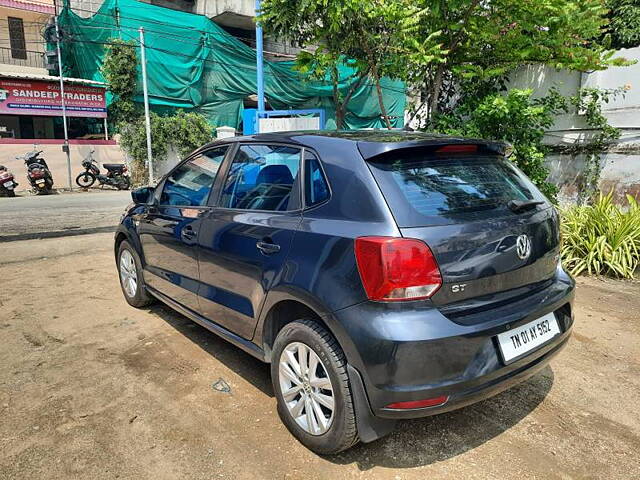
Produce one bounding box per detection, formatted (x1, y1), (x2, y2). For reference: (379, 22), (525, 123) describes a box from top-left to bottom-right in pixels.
(1, 0), (122, 191)
(0, 0), (53, 75)
(69, 0), (301, 59)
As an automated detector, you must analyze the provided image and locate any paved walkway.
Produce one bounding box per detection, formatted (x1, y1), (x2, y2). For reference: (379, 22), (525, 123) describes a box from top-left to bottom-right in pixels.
(0, 190), (131, 241)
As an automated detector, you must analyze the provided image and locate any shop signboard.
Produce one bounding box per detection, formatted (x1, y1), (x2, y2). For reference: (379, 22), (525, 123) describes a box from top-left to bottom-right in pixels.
(0, 78), (107, 118)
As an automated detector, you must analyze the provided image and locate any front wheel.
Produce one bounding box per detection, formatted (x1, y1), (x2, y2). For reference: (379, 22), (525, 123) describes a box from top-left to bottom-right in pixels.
(118, 240), (154, 308)
(271, 320), (359, 454)
(76, 171), (96, 188)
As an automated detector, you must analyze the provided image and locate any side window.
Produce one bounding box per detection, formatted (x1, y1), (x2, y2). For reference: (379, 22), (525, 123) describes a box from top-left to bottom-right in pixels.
(304, 151), (330, 207)
(220, 144), (301, 211)
(160, 147), (227, 206)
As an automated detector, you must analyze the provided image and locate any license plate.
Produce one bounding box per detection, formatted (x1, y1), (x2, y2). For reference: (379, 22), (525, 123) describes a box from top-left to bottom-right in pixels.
(3, 181), (13, 188)
(36, 179), (45, 185)
(497, 312), (560, 363)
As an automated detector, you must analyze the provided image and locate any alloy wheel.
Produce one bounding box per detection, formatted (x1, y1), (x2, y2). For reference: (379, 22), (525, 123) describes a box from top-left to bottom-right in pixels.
(119, 249), (138, 298)
(278, 342), (335, 435)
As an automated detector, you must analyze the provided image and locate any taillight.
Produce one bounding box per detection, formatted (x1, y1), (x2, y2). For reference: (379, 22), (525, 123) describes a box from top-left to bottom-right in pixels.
(354, 236), (442, 301)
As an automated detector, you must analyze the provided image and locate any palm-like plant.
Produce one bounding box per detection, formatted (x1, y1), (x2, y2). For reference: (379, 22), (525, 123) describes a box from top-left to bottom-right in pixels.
(561, 192), (640, 278)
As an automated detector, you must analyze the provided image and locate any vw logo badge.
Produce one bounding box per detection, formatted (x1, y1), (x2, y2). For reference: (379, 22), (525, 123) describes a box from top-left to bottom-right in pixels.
(516, 234), (531, 260)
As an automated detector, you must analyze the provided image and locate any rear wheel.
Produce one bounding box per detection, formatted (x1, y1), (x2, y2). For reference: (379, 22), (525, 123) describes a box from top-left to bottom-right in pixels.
(118, 240), (154, 308)
(76, 172), (96, 188)
(271, 319), (359, 454)
(117, 176), (131, 190)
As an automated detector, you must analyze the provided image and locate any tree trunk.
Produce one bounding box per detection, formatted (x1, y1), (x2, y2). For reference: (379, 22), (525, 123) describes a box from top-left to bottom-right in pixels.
(371, 65), (392, 130)
(428, 64), (444, 124)
(331, 65), (344, 129)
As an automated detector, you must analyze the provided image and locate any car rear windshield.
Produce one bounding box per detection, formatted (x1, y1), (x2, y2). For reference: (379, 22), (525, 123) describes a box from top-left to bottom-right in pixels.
(367, 152), (547, 227)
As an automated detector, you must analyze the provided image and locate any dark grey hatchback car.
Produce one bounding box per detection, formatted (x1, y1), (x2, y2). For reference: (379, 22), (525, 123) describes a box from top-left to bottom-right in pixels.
(115, 131), (575, 454)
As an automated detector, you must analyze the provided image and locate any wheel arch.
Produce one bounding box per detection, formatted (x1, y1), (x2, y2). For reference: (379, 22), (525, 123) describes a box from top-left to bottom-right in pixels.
(114, 222), (145, 266)
(260, 299), (330, 362)
(256, 289), (359, 366)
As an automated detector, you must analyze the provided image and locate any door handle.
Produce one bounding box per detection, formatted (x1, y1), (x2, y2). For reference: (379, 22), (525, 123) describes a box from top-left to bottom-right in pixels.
(256, 241), (280, 255)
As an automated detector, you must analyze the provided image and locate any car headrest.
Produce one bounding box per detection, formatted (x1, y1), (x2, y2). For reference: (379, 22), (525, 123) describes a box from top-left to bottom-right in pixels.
(256, 165), (293, 186)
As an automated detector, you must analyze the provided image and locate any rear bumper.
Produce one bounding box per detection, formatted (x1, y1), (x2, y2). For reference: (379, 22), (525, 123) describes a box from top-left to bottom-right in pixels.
(331, 267), (574, 434)
(374, 329), (569, 419)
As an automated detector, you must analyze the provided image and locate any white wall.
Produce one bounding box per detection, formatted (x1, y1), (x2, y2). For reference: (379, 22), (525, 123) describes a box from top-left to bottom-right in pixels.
(507, 49), (640, 204)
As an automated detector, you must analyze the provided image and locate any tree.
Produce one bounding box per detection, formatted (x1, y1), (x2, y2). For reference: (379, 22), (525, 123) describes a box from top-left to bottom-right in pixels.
(603, 0), (640, 49)
(102, 38), (214, 183)
(119, 110), (214, 184)
(406, 0), (630, 128)
(259, 0), (442, 129)
(101, 39), (138, 127)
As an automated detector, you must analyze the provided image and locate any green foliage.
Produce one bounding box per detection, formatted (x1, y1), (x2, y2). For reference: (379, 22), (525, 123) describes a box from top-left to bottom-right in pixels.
(554, 87), (626, 204)
(406, 0), (632, 125)
(433, 85), (625, 203)
(101, 38), (214, 183)
(119, 110), (215, 184)
(259, 0), (442, 129)
(101, 39), (138, 126)
(603, 0), (640, 49)
(433, 89), (559, 200)
(561, 192), (640, 278)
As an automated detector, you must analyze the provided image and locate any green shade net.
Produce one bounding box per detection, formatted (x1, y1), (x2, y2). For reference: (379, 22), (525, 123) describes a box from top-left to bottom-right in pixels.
(58, 0), (405, 130)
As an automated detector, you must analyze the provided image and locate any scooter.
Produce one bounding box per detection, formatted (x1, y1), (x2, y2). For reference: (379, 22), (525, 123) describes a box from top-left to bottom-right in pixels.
(21, 150), (54, 195)
(75, 149), (130, 190)
(0, 165), (18, 197)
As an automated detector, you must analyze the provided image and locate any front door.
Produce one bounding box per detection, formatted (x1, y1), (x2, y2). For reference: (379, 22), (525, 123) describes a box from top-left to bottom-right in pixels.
(197, 144), (303, 339)
(138, 147), (228, 312)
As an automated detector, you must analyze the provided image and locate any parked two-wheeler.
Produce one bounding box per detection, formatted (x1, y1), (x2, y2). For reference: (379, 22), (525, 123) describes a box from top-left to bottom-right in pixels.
(0, 165), (18, 197)
(22, 150), (54, 195)
(75, 149), (130, 190)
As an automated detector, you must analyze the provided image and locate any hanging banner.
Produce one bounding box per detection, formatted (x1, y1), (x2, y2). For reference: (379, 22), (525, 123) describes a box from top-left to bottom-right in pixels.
(0, 78), (107, 118)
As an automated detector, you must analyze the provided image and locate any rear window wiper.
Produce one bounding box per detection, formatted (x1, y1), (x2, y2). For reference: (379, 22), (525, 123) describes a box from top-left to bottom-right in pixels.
(508, 199), (545, 213)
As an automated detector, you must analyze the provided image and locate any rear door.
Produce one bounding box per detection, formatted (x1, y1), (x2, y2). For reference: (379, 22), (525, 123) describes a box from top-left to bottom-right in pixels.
(366, 146), (560, 312)
(138, 146), (228, 311)
(196, 143), (303, 339)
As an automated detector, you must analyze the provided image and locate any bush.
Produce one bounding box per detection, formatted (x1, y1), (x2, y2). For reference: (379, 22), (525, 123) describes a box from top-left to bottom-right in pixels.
(119, 110), (215, 184)
(561, 192), (640, 278)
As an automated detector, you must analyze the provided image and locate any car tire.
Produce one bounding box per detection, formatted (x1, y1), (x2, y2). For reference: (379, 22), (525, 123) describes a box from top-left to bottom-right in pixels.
(271, 319), (359, 454)
(117, 240), (154, 308)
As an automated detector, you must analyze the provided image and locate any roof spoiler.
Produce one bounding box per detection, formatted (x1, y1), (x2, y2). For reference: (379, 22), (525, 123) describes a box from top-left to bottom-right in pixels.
(357, 138), (509, 160)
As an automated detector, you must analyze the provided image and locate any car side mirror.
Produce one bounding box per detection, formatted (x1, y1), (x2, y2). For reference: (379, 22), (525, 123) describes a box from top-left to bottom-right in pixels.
(131, 186), (155, 204)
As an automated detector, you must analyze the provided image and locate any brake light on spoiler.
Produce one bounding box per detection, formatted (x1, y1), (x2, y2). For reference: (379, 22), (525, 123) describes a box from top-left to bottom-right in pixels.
(436, 144), (478, 154)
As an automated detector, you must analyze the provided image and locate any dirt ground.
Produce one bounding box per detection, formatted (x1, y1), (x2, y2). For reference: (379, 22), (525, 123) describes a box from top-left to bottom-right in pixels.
(0, 233), (639, 480)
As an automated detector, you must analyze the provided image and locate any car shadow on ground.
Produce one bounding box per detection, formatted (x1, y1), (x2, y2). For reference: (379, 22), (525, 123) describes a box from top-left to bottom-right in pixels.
(149, 304), (274, 397)
(149, 304), (553, 470)
(329, 366), (554, 470)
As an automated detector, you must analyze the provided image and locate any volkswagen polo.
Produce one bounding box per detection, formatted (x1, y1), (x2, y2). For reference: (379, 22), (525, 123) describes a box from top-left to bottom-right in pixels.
(115, 131), (575, 454)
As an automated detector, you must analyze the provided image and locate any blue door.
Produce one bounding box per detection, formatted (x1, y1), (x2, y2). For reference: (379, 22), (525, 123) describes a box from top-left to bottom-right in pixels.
(138, 147), (228, 312)
(197, 144), (303, 339)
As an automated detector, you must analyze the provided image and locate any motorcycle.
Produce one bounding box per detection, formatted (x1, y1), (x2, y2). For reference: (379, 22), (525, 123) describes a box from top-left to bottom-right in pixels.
(21, 150), (54, 195)
(0, 165), (18, 197)
(75, 149), (131, 190)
